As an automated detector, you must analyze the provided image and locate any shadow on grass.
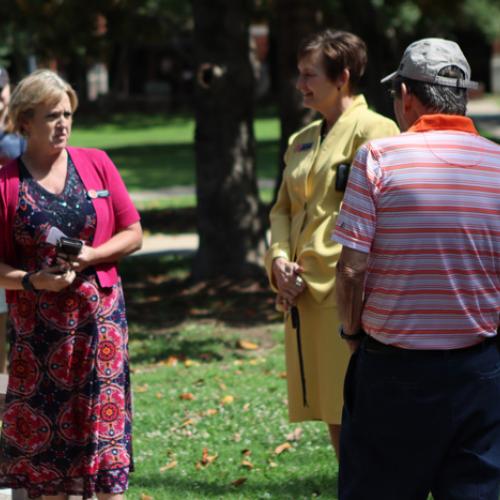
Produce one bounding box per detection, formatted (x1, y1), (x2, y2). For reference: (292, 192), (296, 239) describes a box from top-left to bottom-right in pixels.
(133, 472), (337, 499)
(139, 206), (197, 233)
(120, 255), (281, 332)
(129, 330), (234, 365)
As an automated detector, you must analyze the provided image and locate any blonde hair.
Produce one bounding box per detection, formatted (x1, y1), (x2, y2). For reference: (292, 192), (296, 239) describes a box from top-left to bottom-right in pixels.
(9, 69), (78, 134)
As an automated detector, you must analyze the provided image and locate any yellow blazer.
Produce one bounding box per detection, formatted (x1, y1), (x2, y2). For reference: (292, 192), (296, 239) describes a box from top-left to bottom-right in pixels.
(265, 95), (399, 307)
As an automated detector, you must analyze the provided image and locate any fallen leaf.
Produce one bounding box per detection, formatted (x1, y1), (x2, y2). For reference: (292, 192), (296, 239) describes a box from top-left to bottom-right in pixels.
(274, 442), (292, 455)
(159, 460), (177, 472)
(238, 339), (259, 350)
(233, 433), (242, 442)
(278, 371), (287, 379)
(268, 461), (278, 468)
(241, 460), (253, 469)
(140, 494), (154, 500)
(221, 395), (234, 405)
(286, 427), (303, 442)
(196, 447), (218, 468)
(219, 382), (227, 390)
(233, 360), (244, 366)
(165, 355), (179, 367)
(155, 392), (164, 399)
(184, 359), (199, 367)
(242, 403), (250, 411)
(180, 392), (195, 401)
(180, 418), (195, 428)
(231, 477), (247, 487)
(203, 408), (218, 417)
(241, 449), (251, 456)
(203, 448), (218, 465)
(135, 384), (149, 393)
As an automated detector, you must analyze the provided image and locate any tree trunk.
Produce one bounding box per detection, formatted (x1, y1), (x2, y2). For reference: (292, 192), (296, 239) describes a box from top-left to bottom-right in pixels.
(192, 0), (267, 280)
(270, 0), (320, 199)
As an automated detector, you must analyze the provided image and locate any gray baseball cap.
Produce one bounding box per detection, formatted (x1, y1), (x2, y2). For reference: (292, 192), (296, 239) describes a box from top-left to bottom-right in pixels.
(381, 38), (479, 90)
(0, 67), (8, 88)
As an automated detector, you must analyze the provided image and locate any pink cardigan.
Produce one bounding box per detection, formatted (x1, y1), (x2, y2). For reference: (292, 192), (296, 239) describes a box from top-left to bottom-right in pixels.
(0, 147), (140, 301)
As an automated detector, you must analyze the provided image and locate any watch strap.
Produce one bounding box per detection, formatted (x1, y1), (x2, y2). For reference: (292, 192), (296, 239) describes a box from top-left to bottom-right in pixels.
(339, 325), (365, 341)
(21, 272), (36, 292)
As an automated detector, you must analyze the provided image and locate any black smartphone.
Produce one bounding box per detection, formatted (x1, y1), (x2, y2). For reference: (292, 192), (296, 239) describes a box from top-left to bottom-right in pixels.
(335, 163), (351, 192)
(56, 237), (83, 257)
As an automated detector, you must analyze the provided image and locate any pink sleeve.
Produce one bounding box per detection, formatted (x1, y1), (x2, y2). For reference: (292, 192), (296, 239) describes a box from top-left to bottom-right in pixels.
(101, 152), (140, 230)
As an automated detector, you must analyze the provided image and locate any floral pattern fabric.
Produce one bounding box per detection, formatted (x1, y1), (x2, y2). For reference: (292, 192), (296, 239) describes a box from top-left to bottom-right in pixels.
(0, 157), (133, 499)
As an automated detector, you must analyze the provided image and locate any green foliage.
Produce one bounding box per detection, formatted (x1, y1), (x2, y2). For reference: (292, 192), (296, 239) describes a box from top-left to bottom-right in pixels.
(322, 0), (499, 45)
(0, 0), (193, 78)
(463, 0), (500, 41)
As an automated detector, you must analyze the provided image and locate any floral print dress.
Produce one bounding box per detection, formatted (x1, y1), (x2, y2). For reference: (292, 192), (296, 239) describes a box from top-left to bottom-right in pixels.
(0, 158), (133, 498)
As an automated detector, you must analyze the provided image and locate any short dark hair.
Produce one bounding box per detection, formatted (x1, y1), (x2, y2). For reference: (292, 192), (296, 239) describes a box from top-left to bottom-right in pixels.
(391, 65), (468, 115)
(298, 30), (367, 91)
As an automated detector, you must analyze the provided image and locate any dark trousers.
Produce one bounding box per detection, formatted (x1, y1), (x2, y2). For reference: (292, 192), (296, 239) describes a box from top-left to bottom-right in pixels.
(339, 337), (500, 500)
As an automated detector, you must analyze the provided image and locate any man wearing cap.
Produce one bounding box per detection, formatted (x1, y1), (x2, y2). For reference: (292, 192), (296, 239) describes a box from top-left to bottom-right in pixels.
(332, 38), (500, 499)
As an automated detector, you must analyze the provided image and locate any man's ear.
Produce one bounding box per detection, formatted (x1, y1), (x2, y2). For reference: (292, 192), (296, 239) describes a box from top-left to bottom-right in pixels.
(401, 82), (412, 112)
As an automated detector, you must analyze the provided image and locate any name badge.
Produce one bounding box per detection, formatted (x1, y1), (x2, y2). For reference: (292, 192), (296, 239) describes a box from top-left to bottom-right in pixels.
(294, 142), (313, 152)
(87, 189), (110, 199)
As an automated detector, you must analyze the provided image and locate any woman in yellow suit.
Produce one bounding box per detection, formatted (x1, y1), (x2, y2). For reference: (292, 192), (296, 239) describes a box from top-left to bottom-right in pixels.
(265, 30), (399, 456)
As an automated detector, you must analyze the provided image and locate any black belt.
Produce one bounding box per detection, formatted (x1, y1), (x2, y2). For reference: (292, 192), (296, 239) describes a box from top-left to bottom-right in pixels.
(363, 335), (496, 356)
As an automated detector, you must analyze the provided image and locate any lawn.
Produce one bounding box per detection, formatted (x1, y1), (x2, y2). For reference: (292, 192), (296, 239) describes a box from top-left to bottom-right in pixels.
(70, 112), (280, 192)
(121, 255), (339, 499)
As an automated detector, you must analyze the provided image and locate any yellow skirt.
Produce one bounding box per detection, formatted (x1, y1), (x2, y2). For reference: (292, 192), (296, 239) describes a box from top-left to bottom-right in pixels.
(283, 294), (351, 425)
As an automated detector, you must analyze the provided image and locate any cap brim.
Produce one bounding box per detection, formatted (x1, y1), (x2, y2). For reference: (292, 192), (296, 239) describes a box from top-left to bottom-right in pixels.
(380, 70), (397, 84)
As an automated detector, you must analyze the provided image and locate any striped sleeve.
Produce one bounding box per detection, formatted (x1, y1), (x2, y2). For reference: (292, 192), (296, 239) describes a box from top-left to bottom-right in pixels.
(332, 144), (378, 253)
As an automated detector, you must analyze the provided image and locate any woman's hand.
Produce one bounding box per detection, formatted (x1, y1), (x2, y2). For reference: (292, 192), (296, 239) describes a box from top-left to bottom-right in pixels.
(30, 267), (76, 292)
(271, 257), (306, 304)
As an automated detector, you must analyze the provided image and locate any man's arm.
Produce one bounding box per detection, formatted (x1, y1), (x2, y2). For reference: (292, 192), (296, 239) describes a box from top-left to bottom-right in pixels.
(336, 246), (370, 348)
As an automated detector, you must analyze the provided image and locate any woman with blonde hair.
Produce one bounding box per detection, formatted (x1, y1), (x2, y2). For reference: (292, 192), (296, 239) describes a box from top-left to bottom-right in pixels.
(265, 29), (399, 456)
(0, 69), (142, 499)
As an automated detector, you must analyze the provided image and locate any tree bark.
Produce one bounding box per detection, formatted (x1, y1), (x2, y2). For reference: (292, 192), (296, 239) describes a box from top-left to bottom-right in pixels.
(270, 0), (320, 199)
(192, 0), (267, 280)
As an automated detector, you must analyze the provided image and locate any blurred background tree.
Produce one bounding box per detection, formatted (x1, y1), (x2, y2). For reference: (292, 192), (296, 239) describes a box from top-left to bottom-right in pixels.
(0, 0), (498, 279)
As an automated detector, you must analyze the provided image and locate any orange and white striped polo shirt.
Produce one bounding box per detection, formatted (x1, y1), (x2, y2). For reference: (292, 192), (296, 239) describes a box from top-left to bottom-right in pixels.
(332, 114), (500, 349)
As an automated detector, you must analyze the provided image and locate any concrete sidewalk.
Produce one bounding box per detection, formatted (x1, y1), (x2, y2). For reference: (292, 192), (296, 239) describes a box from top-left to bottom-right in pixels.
(133, 232), (198, 257)
(468, 96), (500, 138)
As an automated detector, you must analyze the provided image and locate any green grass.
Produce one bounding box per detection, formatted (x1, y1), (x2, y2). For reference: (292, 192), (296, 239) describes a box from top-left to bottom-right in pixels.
(120, 255), (339, 499)
(129, 330), (338, 500)
(70, 113), (280, 191)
